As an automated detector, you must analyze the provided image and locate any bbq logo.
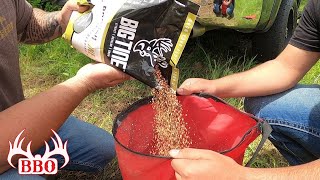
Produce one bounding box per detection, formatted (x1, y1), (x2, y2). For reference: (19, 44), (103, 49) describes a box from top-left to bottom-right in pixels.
(7, 129), (69, 175)
(133, 38), (173, 68)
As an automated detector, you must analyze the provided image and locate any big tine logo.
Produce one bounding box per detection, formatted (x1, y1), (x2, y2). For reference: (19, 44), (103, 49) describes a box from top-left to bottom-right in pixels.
(133, 38), (173, 68)
(7, 129), (69, 174)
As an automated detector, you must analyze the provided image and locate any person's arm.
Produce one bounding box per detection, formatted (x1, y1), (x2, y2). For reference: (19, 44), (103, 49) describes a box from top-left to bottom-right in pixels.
(170, 148), (320, 180)
(177, 44), (320, 98)
(19, 1), (87, 44)
(178, 0), (320, 98)
(0, 63), (128, 173)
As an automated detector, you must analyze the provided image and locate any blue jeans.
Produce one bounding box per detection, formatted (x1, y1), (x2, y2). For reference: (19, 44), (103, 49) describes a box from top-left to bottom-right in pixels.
(213, 3), (221, 14)
(1, 116), (116, 179)
(244, 84), (320, 165)
(226, 3), (234, 16)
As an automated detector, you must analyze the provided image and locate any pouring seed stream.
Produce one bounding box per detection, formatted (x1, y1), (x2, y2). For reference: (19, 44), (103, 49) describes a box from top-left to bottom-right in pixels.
(151, 68), (192, 156)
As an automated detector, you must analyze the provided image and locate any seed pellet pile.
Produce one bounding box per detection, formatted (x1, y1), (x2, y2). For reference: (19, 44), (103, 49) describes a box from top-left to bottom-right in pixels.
(151, 69), (192, 156)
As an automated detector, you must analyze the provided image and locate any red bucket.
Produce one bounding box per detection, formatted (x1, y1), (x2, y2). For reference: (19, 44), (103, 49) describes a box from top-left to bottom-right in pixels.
(112, 94), (271, 180)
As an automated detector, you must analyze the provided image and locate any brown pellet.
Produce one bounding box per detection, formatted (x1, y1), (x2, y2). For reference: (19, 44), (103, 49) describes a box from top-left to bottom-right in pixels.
(150, 68), (192, 156)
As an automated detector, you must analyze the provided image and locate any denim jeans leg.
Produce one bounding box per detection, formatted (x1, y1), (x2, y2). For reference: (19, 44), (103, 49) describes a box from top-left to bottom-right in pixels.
(244, 84), (320, 165)
(227, 3), (234, 16)
(0, 168), (44, 180)
(35, 116), (116, 172)
(213, 3), (220, 14)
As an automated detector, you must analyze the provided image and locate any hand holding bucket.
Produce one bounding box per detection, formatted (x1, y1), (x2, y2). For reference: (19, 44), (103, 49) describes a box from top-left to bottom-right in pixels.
(112, 94), (272, 180)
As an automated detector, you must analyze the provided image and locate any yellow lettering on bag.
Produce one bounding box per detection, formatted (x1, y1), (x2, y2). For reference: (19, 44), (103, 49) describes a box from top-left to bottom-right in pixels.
(170, 67), (180, 91)
(170, 13), (196, 66)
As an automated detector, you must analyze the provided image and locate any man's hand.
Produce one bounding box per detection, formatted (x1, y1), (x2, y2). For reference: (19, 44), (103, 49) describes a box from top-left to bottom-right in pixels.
(58, 0), (89, 32)
(170, 148), (246, 180)
(0, 63), (127, 173)
(75, 63), (130, 92)
(21, 0), (89, 44)
(177, 78), (215, 96)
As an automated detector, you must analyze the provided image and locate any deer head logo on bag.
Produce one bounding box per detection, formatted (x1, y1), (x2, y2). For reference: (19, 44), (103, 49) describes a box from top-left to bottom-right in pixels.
(7, 129), (69, 175)
(133, 38), (173, 68)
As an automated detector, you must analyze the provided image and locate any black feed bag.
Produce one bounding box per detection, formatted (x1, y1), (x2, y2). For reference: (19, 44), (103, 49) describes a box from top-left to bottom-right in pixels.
(63, 0), (199, 89)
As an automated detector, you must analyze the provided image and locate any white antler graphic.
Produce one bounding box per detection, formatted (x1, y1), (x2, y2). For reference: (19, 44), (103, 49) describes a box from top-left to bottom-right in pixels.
(7, 129), (69, 169)
(42, 130), (69, 168)
(7, 129), (34, 168)
(133, 38), (173, 68)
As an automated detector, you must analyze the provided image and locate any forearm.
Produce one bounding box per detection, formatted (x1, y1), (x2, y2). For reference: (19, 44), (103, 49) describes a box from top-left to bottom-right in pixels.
(212, 60), (300, 98)
(246, 160), (320, 179)
(0, 76), (91, 172)
(20, 8), (63, 44)
(211, 45), (320, 98)
(180, 45), (318, 98)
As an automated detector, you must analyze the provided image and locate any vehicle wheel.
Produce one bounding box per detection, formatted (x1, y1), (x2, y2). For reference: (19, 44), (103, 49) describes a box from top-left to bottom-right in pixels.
(252, 0), (298, 61)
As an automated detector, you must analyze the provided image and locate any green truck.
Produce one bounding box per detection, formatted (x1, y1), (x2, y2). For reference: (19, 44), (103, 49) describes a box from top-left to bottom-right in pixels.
(49, 0), (301, 61)
(191, 0), (302, 61)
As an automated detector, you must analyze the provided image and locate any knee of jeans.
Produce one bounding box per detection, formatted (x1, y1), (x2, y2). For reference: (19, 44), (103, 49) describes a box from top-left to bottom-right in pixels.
(244, 95), (285, 119)
(0, 168), (45, 179)
(91, 131), (116, 169)
(244, 97), (262, 117)
(70, 128), (116, 171)
(227, 8), (233, 15)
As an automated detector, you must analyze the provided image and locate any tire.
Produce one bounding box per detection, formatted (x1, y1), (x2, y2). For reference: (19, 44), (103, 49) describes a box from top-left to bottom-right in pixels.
(252, 0), (298, 61)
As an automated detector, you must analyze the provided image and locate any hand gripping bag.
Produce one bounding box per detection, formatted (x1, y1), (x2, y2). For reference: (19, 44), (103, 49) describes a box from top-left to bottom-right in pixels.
(63, 0), (199, 89)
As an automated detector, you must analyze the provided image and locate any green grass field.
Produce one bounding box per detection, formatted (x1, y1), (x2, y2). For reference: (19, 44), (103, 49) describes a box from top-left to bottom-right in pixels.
(19, 0), (316, 179)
